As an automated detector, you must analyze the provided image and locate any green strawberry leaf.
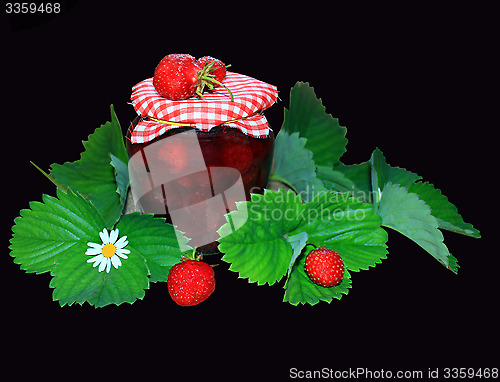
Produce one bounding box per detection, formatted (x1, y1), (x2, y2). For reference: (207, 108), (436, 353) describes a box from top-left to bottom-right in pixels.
(285, 231), (309, 276)
(282, 82), (348, 167)
(10, 188), (106, 275)
(332, 148), (476, 272)
(270, 130), (327, 201)
(50, 212), (185, 307)
(370, 148), (421, 207)
(316, 165), (358, 194)
(49, 105), (128, 228)
(447, 254), (460, 275)
(321, 149), (421, 203)
(284, 249), (352, 306)
(10, 188), (186, 307)
(408, 181), (481, 238)
(218, 189), (303, 286)
(115, 212), (187, 282)
(378, 182), (453, 269)
(329, 161), (373, 202)
(49, 238), (150, 307)
(110, 153), (130, 212)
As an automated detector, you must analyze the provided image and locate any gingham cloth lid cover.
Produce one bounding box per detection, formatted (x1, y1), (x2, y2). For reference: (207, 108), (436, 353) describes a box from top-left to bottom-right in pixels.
(129, 72), (278, 144)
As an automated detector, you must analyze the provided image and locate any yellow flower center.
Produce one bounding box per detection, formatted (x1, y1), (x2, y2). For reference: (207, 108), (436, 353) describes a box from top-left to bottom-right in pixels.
(102, 243), (117, 258)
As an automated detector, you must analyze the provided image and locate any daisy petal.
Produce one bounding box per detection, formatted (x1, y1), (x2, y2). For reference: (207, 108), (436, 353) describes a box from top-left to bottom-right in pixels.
(105, 258), (111, 273)
(98, 258), (107, 272)
(114, 236), (128, 249)
(100, 228), (110, 244)
(86, 254), (102, 264)
(85, 247), (102, 256)
(109, 229), (119, 245)
(118, 248), (131, 255)
(111, 255), (122, 269)
(116, 250), (129, 259)
(92, 255), (104, 268)
(87, 242), (102, 249)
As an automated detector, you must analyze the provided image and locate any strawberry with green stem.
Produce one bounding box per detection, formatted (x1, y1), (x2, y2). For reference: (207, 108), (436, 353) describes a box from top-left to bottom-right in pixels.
(196, 56), (233, 99)
(167, 249), (216, 306)
(153, 53), (234, 101)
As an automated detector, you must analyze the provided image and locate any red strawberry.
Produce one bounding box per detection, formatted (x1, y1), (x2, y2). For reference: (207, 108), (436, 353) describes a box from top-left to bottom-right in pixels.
(197, 56), (228, 84)
(153, 53), (201, 100)
(167, 259), (215, 306)
(304, 248), (344, 287)
(196, 56), (234, 101)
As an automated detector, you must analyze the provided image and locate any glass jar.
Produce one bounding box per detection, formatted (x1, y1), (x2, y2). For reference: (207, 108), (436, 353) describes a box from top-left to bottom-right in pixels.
(126, 119), (274, 254)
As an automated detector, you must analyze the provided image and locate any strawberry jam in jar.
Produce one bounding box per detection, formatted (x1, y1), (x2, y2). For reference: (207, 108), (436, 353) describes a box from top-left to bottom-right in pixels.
(126, 122), (274, 254)
(127, 71), (278, 253)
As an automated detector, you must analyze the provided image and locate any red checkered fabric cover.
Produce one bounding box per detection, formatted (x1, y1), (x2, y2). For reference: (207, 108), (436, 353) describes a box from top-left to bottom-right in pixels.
(129, 72), (278, 144)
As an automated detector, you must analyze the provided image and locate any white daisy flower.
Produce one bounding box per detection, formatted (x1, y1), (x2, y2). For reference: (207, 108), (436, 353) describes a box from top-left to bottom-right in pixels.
(86, 228), (130, 273)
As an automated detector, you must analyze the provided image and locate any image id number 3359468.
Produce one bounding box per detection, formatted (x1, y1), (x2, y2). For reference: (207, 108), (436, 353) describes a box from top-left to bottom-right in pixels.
(443, 368), (498, 379)
(5, 3), (61, 14)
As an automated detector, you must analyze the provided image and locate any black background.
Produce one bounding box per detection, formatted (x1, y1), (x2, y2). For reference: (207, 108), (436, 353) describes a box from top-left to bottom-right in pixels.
(2, 2), (497, 380)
